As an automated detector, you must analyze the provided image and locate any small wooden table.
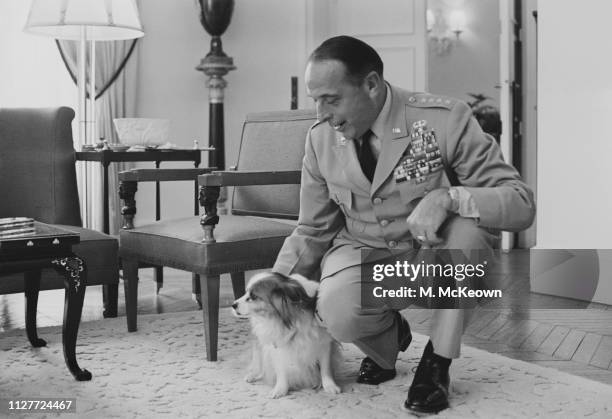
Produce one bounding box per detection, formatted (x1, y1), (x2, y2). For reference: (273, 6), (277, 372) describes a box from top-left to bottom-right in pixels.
(76, 149), (207, 234)
(0, 222), (91, 381)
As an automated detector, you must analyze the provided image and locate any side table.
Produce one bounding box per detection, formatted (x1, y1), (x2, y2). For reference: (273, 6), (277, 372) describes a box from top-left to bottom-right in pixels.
(0, 222), (91, 381)
(76, 149), (208, 234)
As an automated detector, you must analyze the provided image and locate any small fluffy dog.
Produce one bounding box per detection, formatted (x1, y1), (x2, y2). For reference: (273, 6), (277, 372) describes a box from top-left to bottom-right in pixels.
(232, 272), (342, 398)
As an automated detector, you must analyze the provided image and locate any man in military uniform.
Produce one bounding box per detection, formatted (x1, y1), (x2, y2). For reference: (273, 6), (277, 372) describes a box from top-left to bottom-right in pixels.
(272, 36), (535, 413)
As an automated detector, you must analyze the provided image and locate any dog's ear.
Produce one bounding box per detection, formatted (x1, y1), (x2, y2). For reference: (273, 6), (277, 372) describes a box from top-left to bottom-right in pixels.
(270, 286), (295, 329)
(270, 279), (317, 328)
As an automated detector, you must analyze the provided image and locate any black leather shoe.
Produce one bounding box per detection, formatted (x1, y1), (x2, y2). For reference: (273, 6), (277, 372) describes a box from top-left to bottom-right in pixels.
(356, 357), (396, 384)
(357, 313), (412, 385)
(404, 341), (451, 414)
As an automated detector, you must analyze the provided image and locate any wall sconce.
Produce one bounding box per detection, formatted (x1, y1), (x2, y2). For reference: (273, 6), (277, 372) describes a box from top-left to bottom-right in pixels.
(427, 8), (466, 55)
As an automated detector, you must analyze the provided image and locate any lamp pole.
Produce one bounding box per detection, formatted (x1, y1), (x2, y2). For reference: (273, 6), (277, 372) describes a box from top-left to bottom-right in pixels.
(196, 0), (236, 177)
(196, 50), (235, 173)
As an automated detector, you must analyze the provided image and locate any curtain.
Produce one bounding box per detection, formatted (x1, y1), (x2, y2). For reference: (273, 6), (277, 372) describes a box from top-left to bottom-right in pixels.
(56, 39), (139, 235)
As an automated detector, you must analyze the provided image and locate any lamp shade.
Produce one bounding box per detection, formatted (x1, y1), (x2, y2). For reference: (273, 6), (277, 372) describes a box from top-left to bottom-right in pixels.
(24, 0), (144, 41)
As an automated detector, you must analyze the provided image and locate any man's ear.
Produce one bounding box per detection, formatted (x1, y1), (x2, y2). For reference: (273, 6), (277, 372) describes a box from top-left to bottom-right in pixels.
(363, 70), (383, 96)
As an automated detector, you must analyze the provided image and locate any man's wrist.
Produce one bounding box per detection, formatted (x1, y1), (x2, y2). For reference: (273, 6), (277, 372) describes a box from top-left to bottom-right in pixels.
(447, 187), (460, 213)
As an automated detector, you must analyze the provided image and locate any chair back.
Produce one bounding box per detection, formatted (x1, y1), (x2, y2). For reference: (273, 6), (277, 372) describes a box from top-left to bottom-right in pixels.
(231, 109), (317, 219)
(0, 107), (82, 226)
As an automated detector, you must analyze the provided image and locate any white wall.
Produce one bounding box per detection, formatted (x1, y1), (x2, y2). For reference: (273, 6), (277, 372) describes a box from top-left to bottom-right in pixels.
(537, 0), (612, 248)
(427, 0), (499, 107)
(134, 0), (306, 223)
(534, 0), (612, 304)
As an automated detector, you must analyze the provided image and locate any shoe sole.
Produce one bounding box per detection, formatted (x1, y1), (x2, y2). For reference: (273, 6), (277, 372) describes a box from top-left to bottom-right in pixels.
(401, 401), (449, 415)
(356, 370), (397, 385)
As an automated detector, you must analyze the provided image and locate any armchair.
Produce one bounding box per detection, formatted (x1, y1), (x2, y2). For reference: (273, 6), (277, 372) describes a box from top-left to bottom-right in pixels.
(118, 109), (316, 360)
(0, 107), (119, 315)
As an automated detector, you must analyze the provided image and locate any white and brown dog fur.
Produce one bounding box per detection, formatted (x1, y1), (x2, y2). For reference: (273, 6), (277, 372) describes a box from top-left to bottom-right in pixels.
(232, 272), (342, 398)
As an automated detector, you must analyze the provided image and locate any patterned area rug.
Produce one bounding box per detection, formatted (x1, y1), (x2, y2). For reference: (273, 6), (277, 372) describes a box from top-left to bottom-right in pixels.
(1, 309), (611, 418)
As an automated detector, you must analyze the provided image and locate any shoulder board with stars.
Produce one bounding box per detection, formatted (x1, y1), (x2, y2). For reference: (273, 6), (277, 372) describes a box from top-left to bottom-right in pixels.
(407, 93), (455, 109)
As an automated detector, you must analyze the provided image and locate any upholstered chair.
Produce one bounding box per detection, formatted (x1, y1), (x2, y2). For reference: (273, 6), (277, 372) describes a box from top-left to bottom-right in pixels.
(0, 107), (119, 316)
(118, 109), (316, 360)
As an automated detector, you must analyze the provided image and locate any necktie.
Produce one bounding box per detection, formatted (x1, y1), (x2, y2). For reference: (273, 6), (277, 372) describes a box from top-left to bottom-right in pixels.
(358, 130), (376, 182)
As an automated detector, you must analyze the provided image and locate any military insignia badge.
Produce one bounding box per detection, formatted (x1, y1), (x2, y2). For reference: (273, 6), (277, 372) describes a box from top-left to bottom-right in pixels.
(394, 120), (442, 184)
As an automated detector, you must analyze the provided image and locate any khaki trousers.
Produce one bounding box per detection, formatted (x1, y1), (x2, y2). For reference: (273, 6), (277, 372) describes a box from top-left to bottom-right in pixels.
(316, 216), (498, 369)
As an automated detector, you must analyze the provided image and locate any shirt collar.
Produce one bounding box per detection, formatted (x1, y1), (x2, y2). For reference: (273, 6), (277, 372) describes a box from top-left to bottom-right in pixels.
(370, 83), (392, 140)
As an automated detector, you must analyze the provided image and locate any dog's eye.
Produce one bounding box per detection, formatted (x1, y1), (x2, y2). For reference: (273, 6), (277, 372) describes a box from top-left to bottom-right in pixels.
(247, 294), (258, 302)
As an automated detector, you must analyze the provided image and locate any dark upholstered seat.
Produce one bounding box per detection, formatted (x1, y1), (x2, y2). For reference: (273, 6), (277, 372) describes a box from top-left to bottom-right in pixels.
(120, 216), (296, 275)
(0, 107), (119, 314)
(118, 109), (316, 361)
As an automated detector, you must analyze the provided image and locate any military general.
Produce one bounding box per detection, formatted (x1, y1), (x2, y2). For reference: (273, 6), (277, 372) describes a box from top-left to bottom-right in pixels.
(272, 35), (535, 414)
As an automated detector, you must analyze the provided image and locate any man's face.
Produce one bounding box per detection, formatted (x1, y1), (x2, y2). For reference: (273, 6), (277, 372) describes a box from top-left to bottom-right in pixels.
(305, 59), (380, 140)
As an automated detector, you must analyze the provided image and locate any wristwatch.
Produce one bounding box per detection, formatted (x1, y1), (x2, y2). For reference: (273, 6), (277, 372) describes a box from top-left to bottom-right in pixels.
(448, 187), (460, 213)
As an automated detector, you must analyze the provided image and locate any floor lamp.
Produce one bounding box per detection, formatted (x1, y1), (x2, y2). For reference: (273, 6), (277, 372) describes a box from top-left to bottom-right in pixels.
(24, 0), (144, 226)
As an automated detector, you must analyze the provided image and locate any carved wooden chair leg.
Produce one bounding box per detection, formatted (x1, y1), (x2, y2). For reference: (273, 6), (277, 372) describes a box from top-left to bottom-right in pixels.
(24, 270), (46, 347)
(123, 258), (139, 332)
(230, 272), (246, 299)
(199, 273), (220, 361)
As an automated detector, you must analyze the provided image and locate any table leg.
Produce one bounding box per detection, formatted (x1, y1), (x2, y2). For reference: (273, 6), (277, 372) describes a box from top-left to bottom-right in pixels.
(192, 273), (202, 309)
(190, 160), (202, 305)
(153, 161), (164, 293)
(52, 255), (92, 381)
(102, 284), (118, 318)
(24, 270), (46, 347)
(103, 162), (110, 234)
(102, 161), (119, 317)
(194, 160), (200, 216)
(155, 161), (161, 221)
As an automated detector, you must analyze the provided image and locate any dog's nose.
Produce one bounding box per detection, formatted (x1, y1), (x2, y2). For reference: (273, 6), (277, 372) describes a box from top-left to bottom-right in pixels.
(232, 302), (238, 310)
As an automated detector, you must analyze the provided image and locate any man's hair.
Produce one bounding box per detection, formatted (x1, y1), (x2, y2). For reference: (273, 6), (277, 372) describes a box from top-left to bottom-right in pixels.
(309, 35), (383, 85)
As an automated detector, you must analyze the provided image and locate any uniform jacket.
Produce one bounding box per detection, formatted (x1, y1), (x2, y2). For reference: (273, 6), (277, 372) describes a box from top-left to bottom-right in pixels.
(273, 84), (535, 279)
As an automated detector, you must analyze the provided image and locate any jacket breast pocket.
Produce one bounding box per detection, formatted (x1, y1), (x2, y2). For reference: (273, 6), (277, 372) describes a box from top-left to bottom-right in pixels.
(328, 185), (352, 213)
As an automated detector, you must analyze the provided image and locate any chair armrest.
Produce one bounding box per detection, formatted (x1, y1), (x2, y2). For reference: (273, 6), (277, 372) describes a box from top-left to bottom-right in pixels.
(197, 170), (301, 187)
(120, 168), (214, 182)
(197, 170), (302, 243)
(119, 168), (214, 230)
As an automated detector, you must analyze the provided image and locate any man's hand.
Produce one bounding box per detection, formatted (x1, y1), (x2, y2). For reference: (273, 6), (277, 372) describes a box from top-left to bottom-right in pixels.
(406, 188), (453, 246)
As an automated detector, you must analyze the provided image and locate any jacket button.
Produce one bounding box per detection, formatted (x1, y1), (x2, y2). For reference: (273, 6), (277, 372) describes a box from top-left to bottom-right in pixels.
(373, 197), (382, 205)
(388, 240), (397, 248)
(380, 219), (389, 227)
